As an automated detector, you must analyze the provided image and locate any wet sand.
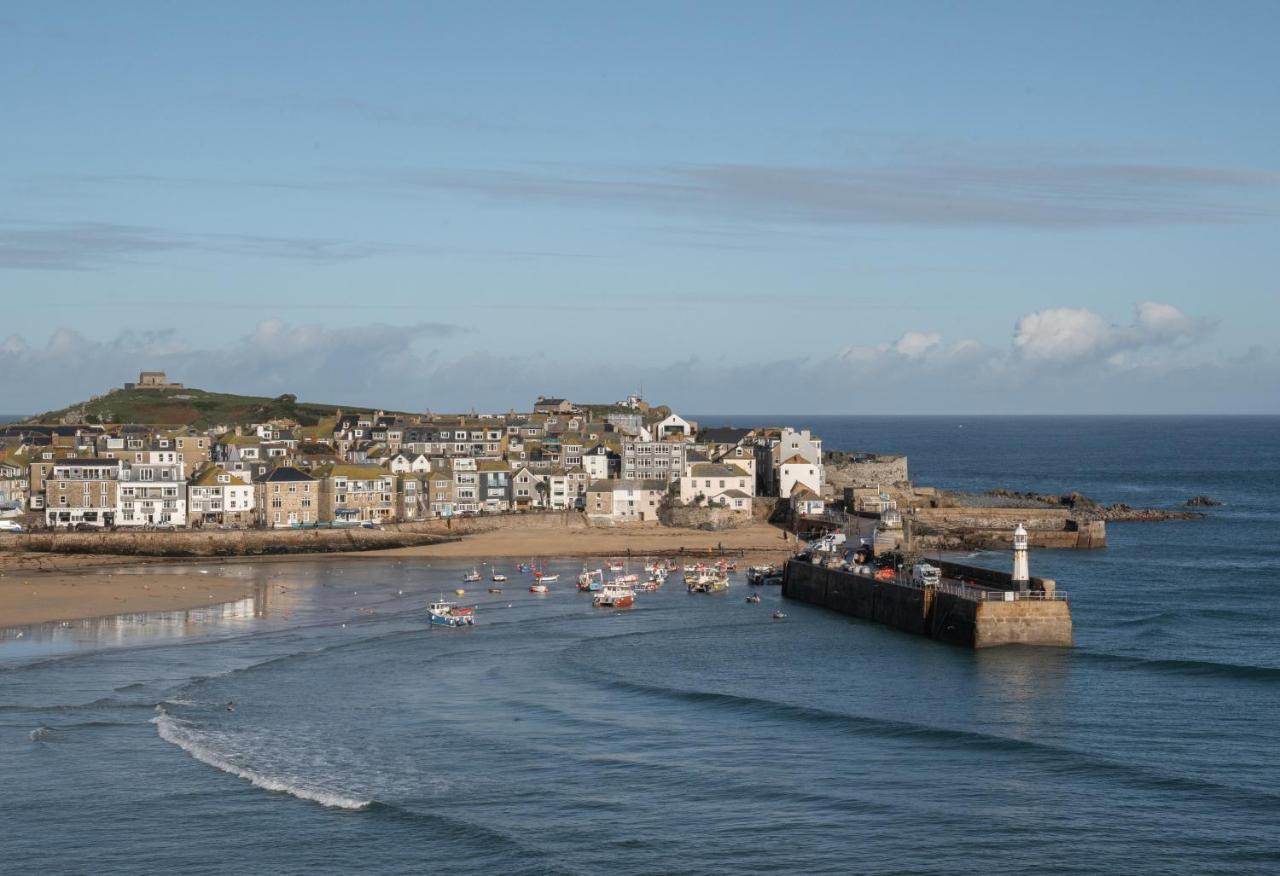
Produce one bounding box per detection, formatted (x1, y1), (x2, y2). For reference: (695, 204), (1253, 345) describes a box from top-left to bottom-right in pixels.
(0, 568), (250, 626)
(0, 521), (795, 624)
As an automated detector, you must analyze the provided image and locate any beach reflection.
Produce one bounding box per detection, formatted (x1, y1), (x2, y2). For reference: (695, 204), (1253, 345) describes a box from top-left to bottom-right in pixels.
(0, 577), (304, 662)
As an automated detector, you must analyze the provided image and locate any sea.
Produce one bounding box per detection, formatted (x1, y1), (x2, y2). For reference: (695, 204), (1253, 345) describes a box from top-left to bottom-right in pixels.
(2, 416), (1277, 875)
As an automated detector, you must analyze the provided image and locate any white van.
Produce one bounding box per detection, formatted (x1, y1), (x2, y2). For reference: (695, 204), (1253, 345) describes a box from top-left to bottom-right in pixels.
(0, 520), (25, 533)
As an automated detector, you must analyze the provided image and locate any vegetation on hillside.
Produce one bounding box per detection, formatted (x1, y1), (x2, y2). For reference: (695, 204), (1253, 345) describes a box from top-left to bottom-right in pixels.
(25, 387), (371, 429)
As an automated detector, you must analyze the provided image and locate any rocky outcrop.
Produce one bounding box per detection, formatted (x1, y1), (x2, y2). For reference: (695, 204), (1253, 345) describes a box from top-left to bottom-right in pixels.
(983, 489), (1205, 522)
(1185, 495), (1222, 507)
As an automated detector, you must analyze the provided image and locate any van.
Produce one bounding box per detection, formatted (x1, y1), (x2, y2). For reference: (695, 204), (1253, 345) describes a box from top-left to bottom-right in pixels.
(0, 520), (25, 533)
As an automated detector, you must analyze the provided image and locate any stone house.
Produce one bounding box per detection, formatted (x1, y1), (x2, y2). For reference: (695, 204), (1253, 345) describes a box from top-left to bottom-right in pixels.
(254, 466), (319, 527)
(44, 458), (123, 527)
(313, 463), (397, 523)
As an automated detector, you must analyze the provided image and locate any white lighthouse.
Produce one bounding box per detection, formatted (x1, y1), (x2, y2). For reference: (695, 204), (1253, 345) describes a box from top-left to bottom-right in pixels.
(1012, 523), (1030, 590)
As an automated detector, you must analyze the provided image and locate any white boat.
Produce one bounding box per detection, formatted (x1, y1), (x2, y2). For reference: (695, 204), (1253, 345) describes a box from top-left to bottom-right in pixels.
(463, 569), (482, 583)
(535, 573), (559, 583)
(492, 572), (508, 583)
(593, 584), (635, 608)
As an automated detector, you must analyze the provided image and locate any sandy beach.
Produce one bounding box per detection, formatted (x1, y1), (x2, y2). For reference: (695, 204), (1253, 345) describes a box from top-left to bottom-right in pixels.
(0, 568), (251, 626)
(371, 521), (795, 564)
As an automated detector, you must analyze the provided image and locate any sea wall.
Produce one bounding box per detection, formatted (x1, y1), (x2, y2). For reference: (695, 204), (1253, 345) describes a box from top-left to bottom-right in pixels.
(12, 524), (461, 557)
(824, 453), (909, 494)
(782, 560), (1071, 648)
(906, 508), (1105, 550)
(657, 505), (753, 531)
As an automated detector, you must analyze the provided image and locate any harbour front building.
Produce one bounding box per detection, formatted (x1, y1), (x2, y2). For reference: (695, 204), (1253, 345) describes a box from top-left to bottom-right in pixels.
(254, 466), (319, 527)
(116, 462), (188, 527)
(314, 463), (397, 523)
(187, 465), (255, 526)
(44, 458), (123, 528)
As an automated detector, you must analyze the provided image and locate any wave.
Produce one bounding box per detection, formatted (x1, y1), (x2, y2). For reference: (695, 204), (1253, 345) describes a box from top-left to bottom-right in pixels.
(28, 720), (127, 740)
(583, 673), (1280, 810)
(1076, 650), (1280, 682)
(151, 712), (371, 811)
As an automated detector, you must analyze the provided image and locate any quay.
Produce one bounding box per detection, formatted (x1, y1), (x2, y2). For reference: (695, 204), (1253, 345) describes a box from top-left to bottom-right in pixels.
(781, 526), (1072, 648)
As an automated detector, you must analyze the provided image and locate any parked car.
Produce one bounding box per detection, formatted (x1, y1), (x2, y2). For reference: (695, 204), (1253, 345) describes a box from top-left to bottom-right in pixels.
(0, 520), (24, 533)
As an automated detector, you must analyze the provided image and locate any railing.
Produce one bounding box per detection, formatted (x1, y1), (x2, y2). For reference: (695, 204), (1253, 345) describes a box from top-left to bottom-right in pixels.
(828, 563), (1068, 603)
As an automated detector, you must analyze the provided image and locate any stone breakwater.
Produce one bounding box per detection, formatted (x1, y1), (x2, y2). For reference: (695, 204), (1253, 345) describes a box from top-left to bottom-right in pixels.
(782, 559), (1072, 649)
(982, 489), (1207, 521)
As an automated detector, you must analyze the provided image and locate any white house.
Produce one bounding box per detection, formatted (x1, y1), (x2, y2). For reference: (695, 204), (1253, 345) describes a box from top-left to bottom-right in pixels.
(653, 412), (695, 438)
(678, 462), (754, 511)
(187, 465), (254, 525)
(117, 462), (187, 527)
(778, 455), (823, 502)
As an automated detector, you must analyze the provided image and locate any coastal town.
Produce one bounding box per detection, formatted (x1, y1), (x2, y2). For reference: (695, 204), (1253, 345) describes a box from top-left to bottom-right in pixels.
(0, 371), (859, 535)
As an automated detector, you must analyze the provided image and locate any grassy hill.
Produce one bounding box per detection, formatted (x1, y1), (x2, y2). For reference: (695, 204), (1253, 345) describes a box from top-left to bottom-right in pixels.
(26, 387), (369, 429)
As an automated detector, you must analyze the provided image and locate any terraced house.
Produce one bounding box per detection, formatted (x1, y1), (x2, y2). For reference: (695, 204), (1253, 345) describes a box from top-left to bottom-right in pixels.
(117, 461), (187, 527)
(44, 458), (123, 528)
(254, 466), (318, 527)
(314, 463), (397, 523)
(187, 465), (254, 526)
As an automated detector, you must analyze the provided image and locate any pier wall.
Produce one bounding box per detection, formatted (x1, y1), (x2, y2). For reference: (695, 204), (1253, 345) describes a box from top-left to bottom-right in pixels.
(782, 560), (1071, 648)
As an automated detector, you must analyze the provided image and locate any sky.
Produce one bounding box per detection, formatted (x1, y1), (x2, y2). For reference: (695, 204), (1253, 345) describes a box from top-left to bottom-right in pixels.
(1, 1), (1277, 415)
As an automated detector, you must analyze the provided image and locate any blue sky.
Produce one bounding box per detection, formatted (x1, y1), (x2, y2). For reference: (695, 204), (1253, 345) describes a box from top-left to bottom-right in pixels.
(2, 2), (1277, 414)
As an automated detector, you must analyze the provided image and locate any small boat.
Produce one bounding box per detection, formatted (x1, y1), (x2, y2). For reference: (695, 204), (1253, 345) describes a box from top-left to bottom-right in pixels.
(530, 583), (549, 594)
(686, 572), (730, 593)
(429, 600), (475, 628)
(455, 588), (466, 596)
(593, 584), (635, 608)
(488, 587), (503, 593)
(516, 563), (532, 573)
(577, 568), (604, 591)
(772, 610), (787, 620)
(535, 573), (559, 583)
(613, 573), (639, 585)
(492, 572), (508, 583)
(606, 560), (625, 572)
(747, 565), (775, 585)
(463, 569), (482, 583)
(746, 594), (761, 604)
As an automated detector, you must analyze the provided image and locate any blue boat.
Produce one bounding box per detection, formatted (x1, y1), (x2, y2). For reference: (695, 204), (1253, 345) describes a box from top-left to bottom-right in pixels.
(428, 600), (474, 628)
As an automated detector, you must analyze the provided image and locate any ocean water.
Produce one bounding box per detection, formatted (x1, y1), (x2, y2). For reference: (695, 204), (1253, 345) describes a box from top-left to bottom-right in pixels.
(2, 416), (1278, 875)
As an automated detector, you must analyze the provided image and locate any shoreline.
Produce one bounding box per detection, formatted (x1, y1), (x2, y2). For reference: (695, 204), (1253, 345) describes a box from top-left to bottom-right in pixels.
(0, 522), (794, 626)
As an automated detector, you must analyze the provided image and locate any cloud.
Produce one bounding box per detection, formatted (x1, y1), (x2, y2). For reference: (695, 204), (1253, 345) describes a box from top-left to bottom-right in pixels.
(403, 158), (1277, 228)
(0, 321), (464, 414)
(0, 305), (1272, 417)
(0, 221), (390, 270)
(1013, 302), (1207, 363)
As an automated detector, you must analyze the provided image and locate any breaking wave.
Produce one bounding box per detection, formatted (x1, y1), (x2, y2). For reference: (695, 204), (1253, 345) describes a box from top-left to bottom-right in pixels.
(151, 711), (371, 811)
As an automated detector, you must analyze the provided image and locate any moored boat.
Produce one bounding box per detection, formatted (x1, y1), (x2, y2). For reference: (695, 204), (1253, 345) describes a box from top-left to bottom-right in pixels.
(577, 568), (604, 591)
(463, 569), (482, 583)
(429, 599), (475, 628)
(592, 584), (635, 608)
(746, 593), (761, 604)
(535, 573), (559, 583)
(530, 582), (549, 594)
(492, 572), (508, 583)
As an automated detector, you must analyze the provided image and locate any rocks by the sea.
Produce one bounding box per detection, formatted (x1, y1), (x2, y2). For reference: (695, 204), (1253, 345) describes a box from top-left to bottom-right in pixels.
(981, 488), (1206, 521)
(1185, 495), (1222, 507)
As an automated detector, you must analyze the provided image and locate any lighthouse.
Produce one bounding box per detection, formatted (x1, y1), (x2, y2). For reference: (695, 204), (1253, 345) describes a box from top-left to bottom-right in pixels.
(1012, 523), (1030, 591)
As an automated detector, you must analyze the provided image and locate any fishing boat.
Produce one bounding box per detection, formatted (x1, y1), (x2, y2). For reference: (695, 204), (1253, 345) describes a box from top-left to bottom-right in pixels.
(463, 569), (482, 583)
(772, 610), (787, 620)
(686, 572), (730, 594)
(535, 573), (559, 583)
(577, 568), (605, 591)
(428, 600), (475, 628)
(592, 584), (635, 608)
(606, 560), (626, 572)
(613, 573), (639, 585)
(516, 562), (532, 573)
(492, 571), (508, 583)
(640, 577), (663, 592)
(746, 565), (774, 585)
(529, 582), (549, 594)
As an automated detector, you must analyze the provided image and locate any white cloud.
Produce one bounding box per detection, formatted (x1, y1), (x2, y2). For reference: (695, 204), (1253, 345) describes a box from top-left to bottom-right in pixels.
(893, 331), (942, 359)
(1013, 307), (1118, 362)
